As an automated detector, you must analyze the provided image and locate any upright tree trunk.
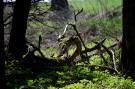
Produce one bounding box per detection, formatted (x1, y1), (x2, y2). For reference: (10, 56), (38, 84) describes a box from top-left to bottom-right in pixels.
(121, 0), (135, 80)
(8, 0), (31, 59)
(0, 0), (6, 88)
(51, 0), (69, 10)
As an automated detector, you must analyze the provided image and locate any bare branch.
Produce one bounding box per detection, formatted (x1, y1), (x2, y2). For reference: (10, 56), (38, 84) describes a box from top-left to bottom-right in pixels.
(82, 38), (106, 53)
(110, 50), (118, 73)
(74, 8), (83, 22)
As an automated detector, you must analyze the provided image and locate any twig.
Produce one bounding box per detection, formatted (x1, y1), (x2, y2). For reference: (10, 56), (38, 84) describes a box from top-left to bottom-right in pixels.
(110, 50), (118, 73)
(82, 38), (106, 53)
(74, 8), (83, 22)
(69, 24), (87, 49)
(93, 40), (119, 74)
(69, 24), (89, 63)
(26, 35), (45, 58)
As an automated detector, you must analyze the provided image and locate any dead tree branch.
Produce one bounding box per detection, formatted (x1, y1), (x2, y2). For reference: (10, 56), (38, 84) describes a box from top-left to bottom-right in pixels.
(74, 8), (83, 22)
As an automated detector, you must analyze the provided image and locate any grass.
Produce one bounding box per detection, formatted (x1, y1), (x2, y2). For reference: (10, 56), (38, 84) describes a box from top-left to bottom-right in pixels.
(69, 0), (122, 14)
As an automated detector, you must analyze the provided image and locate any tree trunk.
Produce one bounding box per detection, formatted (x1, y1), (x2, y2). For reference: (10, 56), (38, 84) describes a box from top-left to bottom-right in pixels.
(121, 0), (135, 80)
(8, 0), (31, 59)
(51, 0), (69, 10)
(0, 0), (6, 88)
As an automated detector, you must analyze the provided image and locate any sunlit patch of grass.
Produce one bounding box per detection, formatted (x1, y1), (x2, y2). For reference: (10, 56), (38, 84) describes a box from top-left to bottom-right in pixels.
(90, 55), (103, 65)
(79, 18), (122, 36)
(103, 38), (117, 47)
(69, 0), (122, 14)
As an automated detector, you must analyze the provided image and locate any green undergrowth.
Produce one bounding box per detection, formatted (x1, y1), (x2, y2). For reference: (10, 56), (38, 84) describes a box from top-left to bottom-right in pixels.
(11, 65), (135, 89)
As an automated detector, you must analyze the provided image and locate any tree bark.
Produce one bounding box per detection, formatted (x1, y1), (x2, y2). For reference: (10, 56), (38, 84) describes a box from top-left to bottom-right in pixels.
(121, 0), (135, 80)
(51, 0), (69, 10)
(0, 0), (6, 88)
(8, 0), (31, 59)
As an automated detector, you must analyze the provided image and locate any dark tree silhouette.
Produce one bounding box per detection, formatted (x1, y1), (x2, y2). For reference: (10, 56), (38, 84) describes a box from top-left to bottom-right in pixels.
(8, 0), (31, 59)
(51, 0), (69, 10)
(0, 0), (6, 88)
(121, 0), (135, 80)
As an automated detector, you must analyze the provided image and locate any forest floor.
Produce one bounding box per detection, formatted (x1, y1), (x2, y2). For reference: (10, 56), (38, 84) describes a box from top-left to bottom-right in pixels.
(5, 1), (135, 89)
